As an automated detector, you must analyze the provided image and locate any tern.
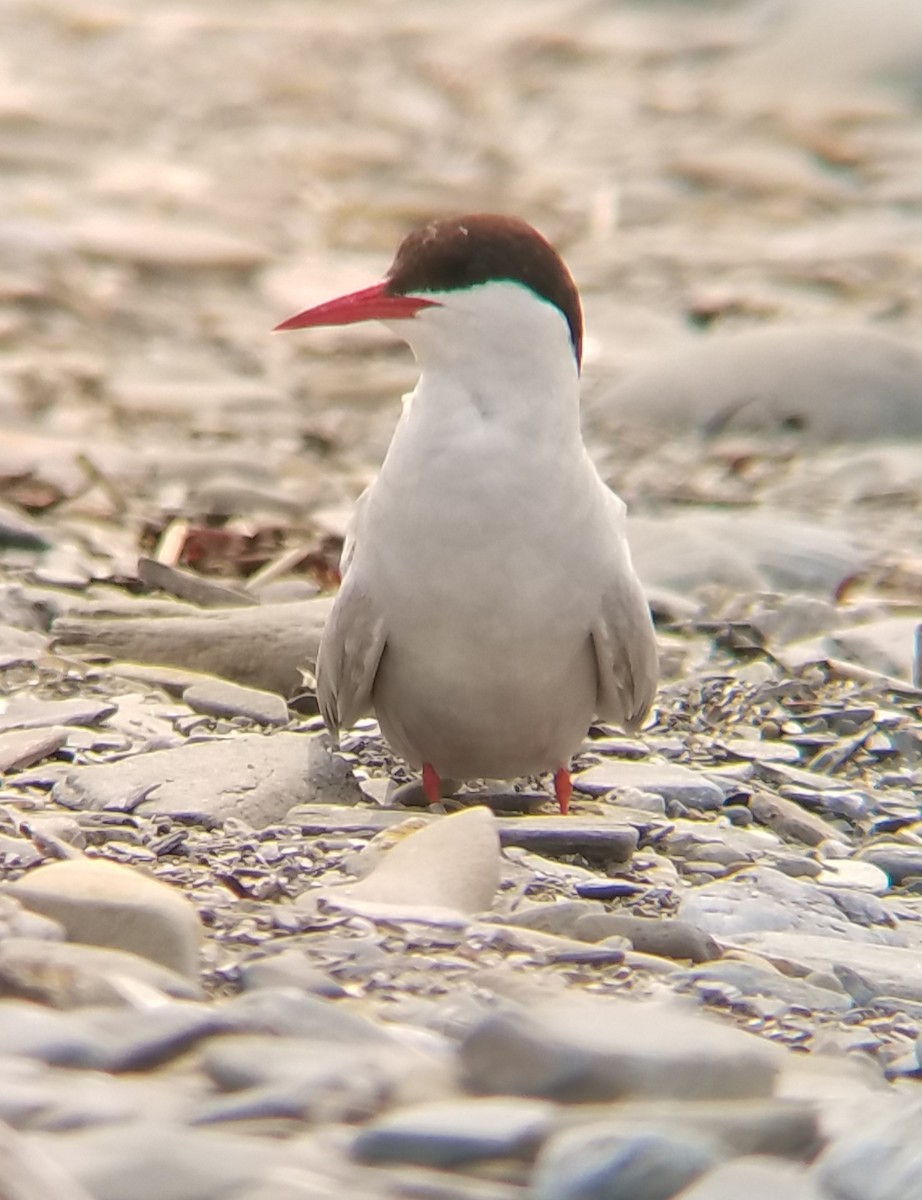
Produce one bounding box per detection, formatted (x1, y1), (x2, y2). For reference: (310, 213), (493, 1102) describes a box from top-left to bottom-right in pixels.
(276, 214), (658, 813)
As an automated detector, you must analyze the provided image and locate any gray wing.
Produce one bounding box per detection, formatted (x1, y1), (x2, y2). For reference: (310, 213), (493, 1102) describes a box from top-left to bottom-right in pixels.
(591, 491), (659, 732)
(316, 487), (387, 741)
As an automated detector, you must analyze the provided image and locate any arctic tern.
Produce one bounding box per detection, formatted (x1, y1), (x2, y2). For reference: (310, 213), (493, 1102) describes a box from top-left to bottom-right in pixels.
(276, 213), (658, 812)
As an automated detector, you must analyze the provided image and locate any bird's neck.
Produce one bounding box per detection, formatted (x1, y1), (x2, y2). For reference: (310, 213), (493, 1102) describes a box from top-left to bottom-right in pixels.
(419, 353), (580, 439)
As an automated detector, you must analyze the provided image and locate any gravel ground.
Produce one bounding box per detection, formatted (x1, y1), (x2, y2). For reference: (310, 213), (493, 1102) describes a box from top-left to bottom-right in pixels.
(1, 2), (922, 1198)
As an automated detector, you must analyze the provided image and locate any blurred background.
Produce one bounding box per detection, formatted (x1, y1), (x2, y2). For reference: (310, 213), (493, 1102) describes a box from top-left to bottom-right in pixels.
(2, 0), (922, 594)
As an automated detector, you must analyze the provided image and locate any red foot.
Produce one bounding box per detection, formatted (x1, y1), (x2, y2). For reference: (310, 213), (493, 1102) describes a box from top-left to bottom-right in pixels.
(422, 761), (442, 805)
(554, 766), (572, 815)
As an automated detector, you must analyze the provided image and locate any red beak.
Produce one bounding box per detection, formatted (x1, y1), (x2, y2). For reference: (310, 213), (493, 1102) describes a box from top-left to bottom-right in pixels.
(274, 281), (438, 332)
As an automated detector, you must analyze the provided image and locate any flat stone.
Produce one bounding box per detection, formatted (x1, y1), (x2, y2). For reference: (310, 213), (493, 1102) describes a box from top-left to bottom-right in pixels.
(0, 1120), (96, 1200)
(239, 949), (346, 998)
(0, 999), (277, 1074)
(677, 960), (852, 1014)
(573, 914), (720, 963)
(722, 933), (922, 1006)
(52, 598), (332, 697)
(52, 732), (358, 827)
(679, 866), (904, 945)
(815, 858), (890, 894)
(719, 738), (801, 764)
(352, 1098), (555, 1167)
(628, 511), (871, 595)
(574, 762), (724, 811)
(5, 858), (201, 978)
(830, 616), (920, 683)
(73, 215), (268, 269)
(0, 939), (201, 1008)
(677, 1157), (827, 1200)
(0, 697), (115, 733)
(557, 1098), (819, 1160)
(460, 996), (780, 1103)
(606, 326), (922, 442)
(857, 844), (922, 885)
(0, 895), (64, 941)
(532, 1124), (715, 1200)
(816, 1099), (922, 1200)
(324, 806), (500, 916)
(495, 815), (639, 862)
(749, 793), (841, 847)
(183, 679), (289, 726)
(0, 726), (69, 772)
(38, 1121), (276, 1200)
(218, 988), (397, 1045)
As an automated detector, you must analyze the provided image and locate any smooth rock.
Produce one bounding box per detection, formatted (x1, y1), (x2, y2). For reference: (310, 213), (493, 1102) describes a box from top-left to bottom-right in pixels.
(629, 511), (871, 595)
(574, 762), (724, 811)
(557, 1098), (819, 1160)
(721, 933), (922, 1006)
(572, 914), (719, 963)
(53, 732), (355, 827)
(0, 939), (201, 1008)
(239, 949), (346, 998)
(676, 1156), (827, 1200)
(0, 697), (115, 733)
(5, 858), (201, 978)
(183, 679), (289, 727)
(73, 215), (267, 269)
(352, 1098), (554, 1166)
(38, 1121), (274, 1200)
(0, 726), (69, 772)
(460, 996), (780, 1103)
(326, 806), (500, 916)
(749, 793), (840, 846)
(53, 598), (332, 697)
(679, 866), (904, 945)
(815, 1099), (922, 1200)
(677, 960), (852, 1014)
(218, 988), (397, 1045)
(830, 616), (919, 681)
(496, 815), (638, 862)
(606, 326), (922, 442)
(857, 844), (922, 885)
(0, 895), (64, 942)
(0, 1119), (96, 1200)
(532, 1124), (715, 1200)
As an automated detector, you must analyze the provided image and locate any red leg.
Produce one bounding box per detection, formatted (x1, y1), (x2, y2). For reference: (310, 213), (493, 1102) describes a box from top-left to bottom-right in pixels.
(554, 766), (571, 815)
(422, 761), (442, 805)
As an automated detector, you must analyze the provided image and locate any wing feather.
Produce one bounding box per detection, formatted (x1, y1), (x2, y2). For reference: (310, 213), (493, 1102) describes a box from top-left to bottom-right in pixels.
(591, 490), (659, 732)
(316, 487), (386, 741)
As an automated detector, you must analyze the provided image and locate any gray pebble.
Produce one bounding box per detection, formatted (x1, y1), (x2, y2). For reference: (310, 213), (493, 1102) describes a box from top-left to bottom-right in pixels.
(858, 844), (922, 885)
(816, 1100), (922, 1200)
(183, 679), (290, 726)
(677, 1156), (827, 1200)
(37, 1121), (274, 1200)
(495, 816), (638, 863)
(53, 732), (359, 827)
(749, 793), (839, 847)
(532, 1125), (715, 1200)
(0, 939), (201, 1008)
(679, 866), (904, 945)
(352, 1098), (554, 1167)
(678, 960), (852, 1014)
(573, 914), (720, 963)
(239, 949), (346, 998)
(605, 326), (922, 442)
(460, 996), (780, 1103)
(574, 762), (725, 811)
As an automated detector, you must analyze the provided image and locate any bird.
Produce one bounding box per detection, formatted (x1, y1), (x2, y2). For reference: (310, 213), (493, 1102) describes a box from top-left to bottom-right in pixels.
(275, 213), (658, 814)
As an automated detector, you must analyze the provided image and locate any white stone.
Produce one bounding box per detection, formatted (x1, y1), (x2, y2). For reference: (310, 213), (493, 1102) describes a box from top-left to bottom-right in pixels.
(5, 859), (201, 979)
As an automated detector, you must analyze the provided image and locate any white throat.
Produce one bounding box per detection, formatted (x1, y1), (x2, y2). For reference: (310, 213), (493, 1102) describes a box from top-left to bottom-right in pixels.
(385, 280), (581, 447)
